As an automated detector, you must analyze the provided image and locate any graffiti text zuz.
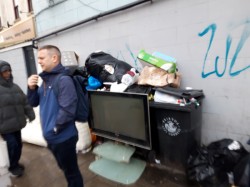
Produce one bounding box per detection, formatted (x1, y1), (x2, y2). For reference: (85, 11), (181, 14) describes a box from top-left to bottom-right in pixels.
(199, 22), (250, 78)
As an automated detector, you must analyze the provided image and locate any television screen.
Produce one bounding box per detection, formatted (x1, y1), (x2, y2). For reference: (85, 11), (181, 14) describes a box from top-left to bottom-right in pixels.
(88, 90), (152, 150)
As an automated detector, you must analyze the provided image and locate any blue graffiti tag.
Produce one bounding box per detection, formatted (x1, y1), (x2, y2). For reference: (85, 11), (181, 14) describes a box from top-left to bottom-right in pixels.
(125, 44), (141, 71)
(199, 21), (250, 78)
(109, 44), (142, 71)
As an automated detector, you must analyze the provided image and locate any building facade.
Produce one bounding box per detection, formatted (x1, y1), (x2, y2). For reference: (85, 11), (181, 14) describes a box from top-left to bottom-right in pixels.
(0, 0), (36, 92)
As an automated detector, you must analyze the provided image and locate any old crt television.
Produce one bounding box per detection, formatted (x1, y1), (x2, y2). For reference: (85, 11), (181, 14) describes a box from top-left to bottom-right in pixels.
(88, 90), (152, 150)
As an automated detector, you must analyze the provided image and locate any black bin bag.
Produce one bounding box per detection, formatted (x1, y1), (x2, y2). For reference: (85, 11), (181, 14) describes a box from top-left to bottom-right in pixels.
(85, 51), (133, 83)
(206, 139), (248, 172)
(233, 154), (250, 187)
(187, 139), (249, 187)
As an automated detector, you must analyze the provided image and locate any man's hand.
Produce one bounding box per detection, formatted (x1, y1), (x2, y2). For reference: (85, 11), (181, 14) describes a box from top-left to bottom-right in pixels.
(28, 74), (39, 90)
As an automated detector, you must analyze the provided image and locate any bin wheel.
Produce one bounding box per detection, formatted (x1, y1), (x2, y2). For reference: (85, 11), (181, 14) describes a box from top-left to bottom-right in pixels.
(147, 150), (157, 164)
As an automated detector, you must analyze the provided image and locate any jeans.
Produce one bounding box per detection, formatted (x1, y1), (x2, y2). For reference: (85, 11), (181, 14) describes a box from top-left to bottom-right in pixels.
(2, 130), (22, 170)
(48, 135), (84, 187)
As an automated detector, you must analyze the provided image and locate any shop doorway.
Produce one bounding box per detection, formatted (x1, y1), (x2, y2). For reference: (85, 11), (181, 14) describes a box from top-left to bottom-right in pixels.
(23, 45), (37, 77)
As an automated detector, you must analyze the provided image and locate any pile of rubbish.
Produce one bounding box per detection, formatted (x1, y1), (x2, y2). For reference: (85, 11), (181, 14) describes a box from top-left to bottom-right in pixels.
(67, 49), (203, 106)
(62, 50), (250, 187)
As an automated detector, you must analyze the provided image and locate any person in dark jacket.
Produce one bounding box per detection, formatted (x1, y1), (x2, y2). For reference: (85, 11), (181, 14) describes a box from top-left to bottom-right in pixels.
(27, 45), (83, 187)
(0, 60), (35, 177)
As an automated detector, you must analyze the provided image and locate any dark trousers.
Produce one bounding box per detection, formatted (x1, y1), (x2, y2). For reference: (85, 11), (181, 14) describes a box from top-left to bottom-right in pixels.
(48, 135), (84, 187)
(2, 130), (22, 170)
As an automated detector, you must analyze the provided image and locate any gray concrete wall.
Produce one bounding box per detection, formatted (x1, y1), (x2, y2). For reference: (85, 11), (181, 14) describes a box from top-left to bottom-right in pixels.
(33, 0), (250, 150)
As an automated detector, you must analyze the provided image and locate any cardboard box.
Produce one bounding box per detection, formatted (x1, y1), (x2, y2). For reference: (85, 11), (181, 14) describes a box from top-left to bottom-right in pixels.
(137, 50), (176, 73)
(61, 51), (79, 67)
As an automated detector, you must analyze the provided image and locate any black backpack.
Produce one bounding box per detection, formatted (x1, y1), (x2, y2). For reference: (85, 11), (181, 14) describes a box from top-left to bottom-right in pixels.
(52, 71), (89, 122)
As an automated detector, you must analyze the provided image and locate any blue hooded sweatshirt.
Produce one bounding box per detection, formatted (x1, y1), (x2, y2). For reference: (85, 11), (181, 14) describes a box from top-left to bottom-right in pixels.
(27, 63), (78, 144)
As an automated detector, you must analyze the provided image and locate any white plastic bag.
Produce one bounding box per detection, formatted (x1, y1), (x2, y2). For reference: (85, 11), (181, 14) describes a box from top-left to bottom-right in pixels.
(0, 136), (10, 175)
(75, 122), (92, 153)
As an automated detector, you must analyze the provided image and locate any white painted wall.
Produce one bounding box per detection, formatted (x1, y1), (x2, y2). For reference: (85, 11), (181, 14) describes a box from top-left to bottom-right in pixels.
(0, 47), (28, 93)
(0, 0), (32, 26)
(0, 0), (16, 25)
(33, 0), (250, 150)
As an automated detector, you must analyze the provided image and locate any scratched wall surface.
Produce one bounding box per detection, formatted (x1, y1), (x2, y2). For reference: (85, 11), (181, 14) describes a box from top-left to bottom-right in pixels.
(32, 0), (139, 35)
(35, 0), (250, 150)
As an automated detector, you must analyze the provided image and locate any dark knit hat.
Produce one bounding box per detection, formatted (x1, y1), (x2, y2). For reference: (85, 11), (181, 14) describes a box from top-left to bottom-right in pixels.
(0, 60), (12, 73)
(0, 65), (11, 72)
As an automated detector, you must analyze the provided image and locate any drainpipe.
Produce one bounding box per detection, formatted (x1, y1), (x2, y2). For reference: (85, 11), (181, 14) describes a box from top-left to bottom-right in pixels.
(32, 0), (153, 48)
